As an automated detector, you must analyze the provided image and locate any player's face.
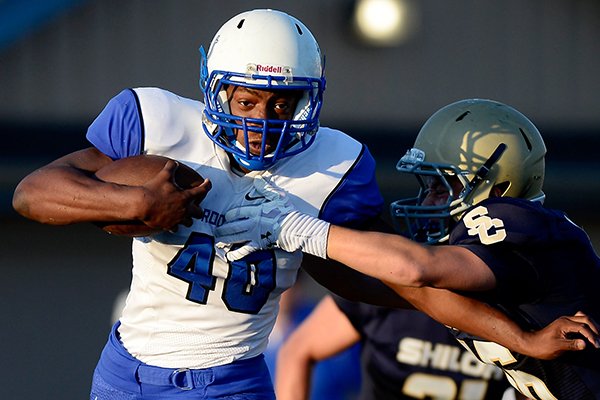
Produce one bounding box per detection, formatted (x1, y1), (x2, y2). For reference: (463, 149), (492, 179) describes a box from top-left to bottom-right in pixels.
(421, 175), (464, 207)
(227, 85), (302, 156)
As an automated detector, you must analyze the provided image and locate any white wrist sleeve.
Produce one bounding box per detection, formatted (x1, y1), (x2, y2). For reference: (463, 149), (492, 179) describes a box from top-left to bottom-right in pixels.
(278, 211), (330, 259)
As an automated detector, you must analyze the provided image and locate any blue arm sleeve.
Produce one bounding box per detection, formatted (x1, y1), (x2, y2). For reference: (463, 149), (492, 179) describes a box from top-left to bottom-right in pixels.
(319, 145), (384, 228)
(86, 89), (143, 159)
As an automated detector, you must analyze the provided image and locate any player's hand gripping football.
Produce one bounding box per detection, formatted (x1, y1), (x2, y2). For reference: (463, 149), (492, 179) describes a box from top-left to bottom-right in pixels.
(522, 311), (600, 360)
(141, 160), (211, 232)
(215, 176), (330, 261)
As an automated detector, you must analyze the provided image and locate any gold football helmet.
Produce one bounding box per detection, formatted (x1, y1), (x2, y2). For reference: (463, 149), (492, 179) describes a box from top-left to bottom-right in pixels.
(390, 98), (546, 243)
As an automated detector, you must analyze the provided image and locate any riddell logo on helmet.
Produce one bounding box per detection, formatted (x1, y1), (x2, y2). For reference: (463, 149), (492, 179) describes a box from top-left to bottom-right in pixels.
(256, 64), (283, 74)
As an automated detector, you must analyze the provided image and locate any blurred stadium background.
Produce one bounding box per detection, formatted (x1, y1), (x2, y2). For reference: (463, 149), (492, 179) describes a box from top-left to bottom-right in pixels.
(1, 0), (599, 398)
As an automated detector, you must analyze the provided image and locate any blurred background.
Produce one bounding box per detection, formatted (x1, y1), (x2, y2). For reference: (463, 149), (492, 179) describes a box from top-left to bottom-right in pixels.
(1, 0), (599, 398)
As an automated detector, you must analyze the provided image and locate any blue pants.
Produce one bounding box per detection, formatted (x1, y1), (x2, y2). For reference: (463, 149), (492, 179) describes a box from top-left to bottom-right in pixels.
(90, 323), (275, 399)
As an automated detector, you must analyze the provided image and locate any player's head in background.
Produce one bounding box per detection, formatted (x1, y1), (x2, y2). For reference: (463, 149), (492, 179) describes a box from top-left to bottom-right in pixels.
(199, 9), (326, 171)
(390, 98), (547, 243)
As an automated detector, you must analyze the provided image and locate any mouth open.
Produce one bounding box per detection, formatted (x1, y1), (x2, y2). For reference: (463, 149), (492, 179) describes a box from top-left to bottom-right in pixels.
(246, 140), (274, 156)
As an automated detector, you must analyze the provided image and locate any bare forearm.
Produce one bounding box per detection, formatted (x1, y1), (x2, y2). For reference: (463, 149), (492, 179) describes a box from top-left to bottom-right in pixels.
(325, 226), (527, 350)
(391, 285), (530, 354)
(327, 225), (432, 287)
(13, 164), (145, 225)
(326, 225), (495, 291)
(302, 254), (413, 308)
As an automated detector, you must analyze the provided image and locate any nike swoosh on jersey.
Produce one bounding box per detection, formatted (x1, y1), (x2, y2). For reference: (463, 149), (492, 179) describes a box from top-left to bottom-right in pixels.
(245, 193), (265, 201)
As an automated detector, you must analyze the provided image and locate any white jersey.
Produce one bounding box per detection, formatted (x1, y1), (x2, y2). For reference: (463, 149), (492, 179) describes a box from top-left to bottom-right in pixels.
(86, 87), (383, 368)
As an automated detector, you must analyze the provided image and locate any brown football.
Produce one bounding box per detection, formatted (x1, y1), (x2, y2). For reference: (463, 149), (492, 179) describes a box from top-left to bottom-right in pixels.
(93, 154), (204, 236)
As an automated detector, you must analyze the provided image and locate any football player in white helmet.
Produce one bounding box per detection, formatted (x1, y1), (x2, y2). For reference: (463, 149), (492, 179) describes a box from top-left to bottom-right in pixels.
(13, 9), (384, 400)
(200, 8), (325, 171)
(215, 98), (600, 399)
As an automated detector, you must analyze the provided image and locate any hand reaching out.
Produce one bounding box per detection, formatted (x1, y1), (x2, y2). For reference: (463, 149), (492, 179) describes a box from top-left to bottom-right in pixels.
(521, 311), (600, 360)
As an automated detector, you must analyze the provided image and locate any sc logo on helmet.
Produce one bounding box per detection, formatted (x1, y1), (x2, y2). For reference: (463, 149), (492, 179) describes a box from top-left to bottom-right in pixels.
(463, 206), (507, 245)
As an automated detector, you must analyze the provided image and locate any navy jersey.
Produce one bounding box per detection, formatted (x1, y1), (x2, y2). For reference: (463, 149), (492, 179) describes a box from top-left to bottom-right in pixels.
(333, 296), (513, 400)
(450, 197), (600, 399)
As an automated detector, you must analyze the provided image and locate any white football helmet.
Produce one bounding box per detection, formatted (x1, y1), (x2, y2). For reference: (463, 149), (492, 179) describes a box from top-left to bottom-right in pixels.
(200, 9), (326, 170)
(390, 99), (546, 243)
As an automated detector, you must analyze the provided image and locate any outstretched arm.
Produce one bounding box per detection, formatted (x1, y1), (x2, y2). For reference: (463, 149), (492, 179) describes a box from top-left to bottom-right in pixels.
(13, 147), (210, 230)
(216, 177), (492, 290)
(301, 241), (599, 359)
(304, 256), (598, 359)
(390, 284), (599, 360)
(326, 224), (497, 291)
(319, 225), (600, 357)
(215, 177), (600, 357)
(309, 224), (600, 357)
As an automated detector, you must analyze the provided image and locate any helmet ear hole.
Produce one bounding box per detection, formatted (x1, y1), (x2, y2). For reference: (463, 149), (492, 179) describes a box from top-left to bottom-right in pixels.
(492, 181), (510, 197)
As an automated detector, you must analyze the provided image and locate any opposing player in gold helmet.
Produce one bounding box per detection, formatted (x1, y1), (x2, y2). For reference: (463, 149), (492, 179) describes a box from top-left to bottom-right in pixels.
(215, 98), (600, 399)
(391, 98), (546, 243)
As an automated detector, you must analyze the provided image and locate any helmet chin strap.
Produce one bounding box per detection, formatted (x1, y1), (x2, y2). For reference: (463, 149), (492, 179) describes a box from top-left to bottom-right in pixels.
(231, 140), (276, 171)
(231, 153), (275, 171)
(466, 143), (508, 191)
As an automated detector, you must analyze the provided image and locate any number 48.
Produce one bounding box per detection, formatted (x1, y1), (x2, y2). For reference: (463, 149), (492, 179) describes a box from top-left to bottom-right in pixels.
(167, 233), (276, 314)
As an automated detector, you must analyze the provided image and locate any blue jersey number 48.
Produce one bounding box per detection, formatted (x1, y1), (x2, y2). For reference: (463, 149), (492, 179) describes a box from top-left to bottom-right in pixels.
(167, 232), (276, 314)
